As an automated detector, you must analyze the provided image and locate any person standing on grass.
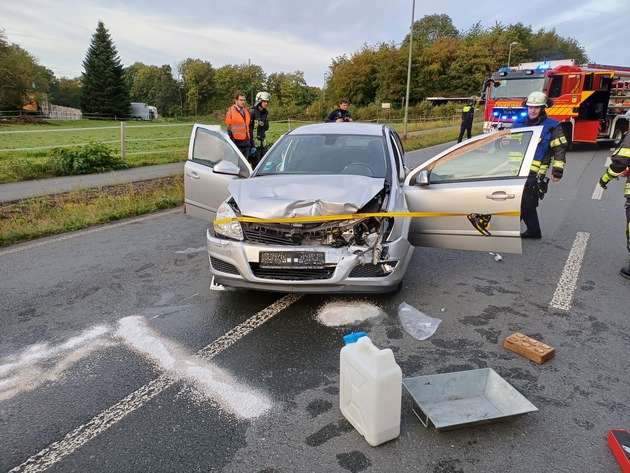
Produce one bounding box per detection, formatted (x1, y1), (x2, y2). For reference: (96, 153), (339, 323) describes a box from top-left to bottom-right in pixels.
(225, 92), (251, 159)
(457, 99), (474, 143)
(249, 91), (271, 167)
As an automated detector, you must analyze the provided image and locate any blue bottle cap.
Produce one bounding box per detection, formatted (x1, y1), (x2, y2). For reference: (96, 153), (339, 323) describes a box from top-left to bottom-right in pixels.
(343, 332), (366, 344)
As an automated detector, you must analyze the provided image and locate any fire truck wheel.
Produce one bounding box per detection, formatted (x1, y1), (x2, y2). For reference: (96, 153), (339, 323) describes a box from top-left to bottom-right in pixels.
(612, 127), (626, 147)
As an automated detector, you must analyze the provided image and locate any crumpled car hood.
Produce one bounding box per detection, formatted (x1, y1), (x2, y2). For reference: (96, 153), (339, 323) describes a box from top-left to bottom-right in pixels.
(228, 174), (385, 219)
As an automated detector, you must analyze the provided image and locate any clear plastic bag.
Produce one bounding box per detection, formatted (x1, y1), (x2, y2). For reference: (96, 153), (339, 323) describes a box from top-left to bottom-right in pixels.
(397, 302), (442, 341)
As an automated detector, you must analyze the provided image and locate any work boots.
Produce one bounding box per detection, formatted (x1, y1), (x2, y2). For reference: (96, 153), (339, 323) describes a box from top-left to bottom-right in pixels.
(621, 264), (630, 280)
(520, 231), (542, 239)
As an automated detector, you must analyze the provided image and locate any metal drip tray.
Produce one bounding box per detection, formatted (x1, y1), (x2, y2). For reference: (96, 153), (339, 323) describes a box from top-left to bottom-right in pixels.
(402, 368), (538, 431)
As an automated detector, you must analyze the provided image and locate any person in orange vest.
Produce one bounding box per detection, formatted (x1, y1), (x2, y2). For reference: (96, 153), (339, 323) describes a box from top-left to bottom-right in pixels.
(225, 92), (252, 159)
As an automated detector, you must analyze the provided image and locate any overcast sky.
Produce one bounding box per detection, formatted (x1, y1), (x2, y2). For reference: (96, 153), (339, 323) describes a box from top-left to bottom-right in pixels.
(2, 0), (628, 88)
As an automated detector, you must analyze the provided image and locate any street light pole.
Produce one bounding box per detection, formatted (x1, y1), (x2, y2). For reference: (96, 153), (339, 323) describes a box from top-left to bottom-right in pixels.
(403, 0), (415, 137)
(507, 41), (518, 68)
(322, 72), (330, 119)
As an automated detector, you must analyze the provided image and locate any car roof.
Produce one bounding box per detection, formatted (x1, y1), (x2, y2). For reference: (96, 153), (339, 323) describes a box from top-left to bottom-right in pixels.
(287, 122), (389, 137)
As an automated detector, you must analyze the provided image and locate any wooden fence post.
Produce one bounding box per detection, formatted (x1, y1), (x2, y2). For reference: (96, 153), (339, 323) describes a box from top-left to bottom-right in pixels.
(120, 121), (126, 158)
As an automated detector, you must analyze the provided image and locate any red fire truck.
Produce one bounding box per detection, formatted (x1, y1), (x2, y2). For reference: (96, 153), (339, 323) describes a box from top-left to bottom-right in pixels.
(481, 61), (630, 147)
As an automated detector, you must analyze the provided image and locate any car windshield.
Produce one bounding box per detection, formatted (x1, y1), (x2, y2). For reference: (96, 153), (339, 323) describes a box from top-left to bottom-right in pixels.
(257, 134), (389, 178)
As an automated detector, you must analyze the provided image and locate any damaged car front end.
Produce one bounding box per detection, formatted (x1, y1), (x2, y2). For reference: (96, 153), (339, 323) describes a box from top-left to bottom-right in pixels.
(207, 174), (413, 293)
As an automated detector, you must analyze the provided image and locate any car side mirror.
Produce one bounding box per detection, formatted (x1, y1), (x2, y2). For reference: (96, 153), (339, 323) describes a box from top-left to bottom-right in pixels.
(213, 160), (240, 176)
(416, 169), (430, 186)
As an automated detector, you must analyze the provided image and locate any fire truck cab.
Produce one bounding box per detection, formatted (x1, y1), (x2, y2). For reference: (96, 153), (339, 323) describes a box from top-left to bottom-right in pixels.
(482, 61), (630, 148)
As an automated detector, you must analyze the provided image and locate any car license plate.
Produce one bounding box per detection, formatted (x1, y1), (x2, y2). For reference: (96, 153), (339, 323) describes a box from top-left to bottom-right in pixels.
(259, 251), (325, 269)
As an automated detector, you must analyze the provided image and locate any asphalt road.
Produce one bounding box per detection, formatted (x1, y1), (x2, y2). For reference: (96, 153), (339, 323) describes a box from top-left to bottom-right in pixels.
(1, 143), (628, 472)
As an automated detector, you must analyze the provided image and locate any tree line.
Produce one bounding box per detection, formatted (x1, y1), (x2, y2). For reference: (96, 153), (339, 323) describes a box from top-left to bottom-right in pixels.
(0, 14), (587, 120)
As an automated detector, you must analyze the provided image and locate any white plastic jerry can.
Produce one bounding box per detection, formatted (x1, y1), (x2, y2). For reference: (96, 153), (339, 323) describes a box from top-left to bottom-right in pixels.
(339, 332), (402, 446)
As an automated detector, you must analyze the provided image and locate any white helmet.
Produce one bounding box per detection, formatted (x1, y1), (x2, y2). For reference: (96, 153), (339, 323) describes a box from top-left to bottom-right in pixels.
(525, 91), (553, 107)
(256, 91), (271, 102)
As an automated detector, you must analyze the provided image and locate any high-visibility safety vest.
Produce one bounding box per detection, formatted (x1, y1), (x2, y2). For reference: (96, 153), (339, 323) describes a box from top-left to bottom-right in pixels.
(226, 106), (251, 141)
(461, 105), (474, 125)
(514, 115), (567, 178)
(605, 133), (630, 198)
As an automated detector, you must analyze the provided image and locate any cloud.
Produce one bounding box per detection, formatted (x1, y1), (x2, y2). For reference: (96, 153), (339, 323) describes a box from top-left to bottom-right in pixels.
(2, 0), (629, 85)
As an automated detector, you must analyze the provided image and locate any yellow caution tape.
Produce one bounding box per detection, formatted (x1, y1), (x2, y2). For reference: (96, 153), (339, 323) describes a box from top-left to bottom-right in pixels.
(214, 210), (521, 226)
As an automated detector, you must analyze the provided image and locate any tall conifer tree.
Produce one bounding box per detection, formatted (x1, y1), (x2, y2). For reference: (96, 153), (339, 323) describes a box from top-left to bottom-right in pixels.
(80, 21), (130, 118)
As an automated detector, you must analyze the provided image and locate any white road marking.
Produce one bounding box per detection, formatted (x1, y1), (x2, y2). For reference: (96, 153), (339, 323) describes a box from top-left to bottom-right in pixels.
(9, 293), (302, 473)
(117, 316), (271, 418)
(0, 208), (181, 257)
(550, 232), (590, 311)
(592, 157), (612, 200)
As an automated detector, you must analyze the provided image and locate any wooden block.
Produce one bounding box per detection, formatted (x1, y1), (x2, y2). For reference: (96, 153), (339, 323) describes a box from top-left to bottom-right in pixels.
(503, 332), (555, 364)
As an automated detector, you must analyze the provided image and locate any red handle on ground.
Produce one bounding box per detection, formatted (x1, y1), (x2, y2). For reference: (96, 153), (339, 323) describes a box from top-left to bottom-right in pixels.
(608, 429), (630, 473)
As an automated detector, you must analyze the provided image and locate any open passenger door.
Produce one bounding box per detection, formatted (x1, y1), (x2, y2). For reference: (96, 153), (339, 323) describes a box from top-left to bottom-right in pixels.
(403, 126), (543, 254)
(184, 124), (252, 222)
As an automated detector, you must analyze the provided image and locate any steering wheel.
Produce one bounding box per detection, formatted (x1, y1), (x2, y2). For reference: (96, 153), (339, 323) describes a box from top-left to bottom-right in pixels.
(341, 162), (376, 176)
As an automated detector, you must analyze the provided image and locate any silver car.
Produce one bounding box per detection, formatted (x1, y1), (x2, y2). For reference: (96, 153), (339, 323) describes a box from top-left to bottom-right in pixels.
(184, 123), (541, 293)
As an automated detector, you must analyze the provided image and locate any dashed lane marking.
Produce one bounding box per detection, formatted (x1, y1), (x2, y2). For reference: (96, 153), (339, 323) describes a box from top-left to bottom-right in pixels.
(550, 231), (589, 311)
(116, 315), (271, 419)
(592, 185), (604, 200)
(9, 293), (303, 473)
(593, 156), (613, 200)
(0, 208), (181, 257)
(593, 157), (618, 200)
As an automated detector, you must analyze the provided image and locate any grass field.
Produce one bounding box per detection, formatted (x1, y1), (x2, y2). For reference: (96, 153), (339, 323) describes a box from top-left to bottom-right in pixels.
(0, 116), (480, 246)
(0, 176), (184, 246)
(0, 119), (201, 183)
(0, 116), (471, 183)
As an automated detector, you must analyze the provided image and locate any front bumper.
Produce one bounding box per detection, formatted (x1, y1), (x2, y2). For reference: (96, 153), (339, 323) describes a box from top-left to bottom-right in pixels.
(206, 229), (414, 293)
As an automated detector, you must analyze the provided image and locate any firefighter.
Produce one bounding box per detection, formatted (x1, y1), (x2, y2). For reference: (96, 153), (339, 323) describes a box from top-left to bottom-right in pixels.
(225, 92), (251, 159)
(249, 91), (270, 167)
(457, 99), (475, 143)
(513, 91), (568, 239)
(597, 132), (630, 279)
